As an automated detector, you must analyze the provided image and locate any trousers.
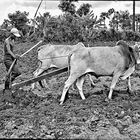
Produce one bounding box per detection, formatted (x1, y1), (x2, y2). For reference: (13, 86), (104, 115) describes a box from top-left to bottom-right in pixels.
(4, 58), (21, 89)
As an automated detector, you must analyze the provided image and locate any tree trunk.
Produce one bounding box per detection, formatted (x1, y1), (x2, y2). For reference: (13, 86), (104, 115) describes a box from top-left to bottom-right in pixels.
(136, 21), (138, 31)
(133, 0), (135, 32)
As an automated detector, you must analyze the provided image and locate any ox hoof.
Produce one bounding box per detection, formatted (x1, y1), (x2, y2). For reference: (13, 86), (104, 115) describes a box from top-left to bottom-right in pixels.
(105, 97), (111, 103)
(81, 97), (86, 100)
(60, 101), (64, 105)
(91, 83), (95, 88)
(127, 88), (133, 96)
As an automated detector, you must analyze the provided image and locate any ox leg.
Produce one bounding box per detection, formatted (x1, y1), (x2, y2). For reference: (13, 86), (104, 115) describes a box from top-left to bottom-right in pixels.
(41, 79), (48, 88)
(108, 72), (121, 99)
(71, 80), (77, 91)
(31, 68), (45, 90)
(88, 74), (95, 87)
(126, 76), (133, 96)
(41, 67), (58, 89)
(76, 76), (85, 100)
(38, 81), (44, 88)
(60, 75), (78, 105)
(127, 76), (132, 92)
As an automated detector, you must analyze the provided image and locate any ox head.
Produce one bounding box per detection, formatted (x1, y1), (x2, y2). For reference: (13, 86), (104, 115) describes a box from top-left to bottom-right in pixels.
(132, 42), (140, 64)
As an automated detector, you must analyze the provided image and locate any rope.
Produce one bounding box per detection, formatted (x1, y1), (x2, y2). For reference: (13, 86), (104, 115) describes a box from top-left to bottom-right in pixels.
(39, 55), (69, 60)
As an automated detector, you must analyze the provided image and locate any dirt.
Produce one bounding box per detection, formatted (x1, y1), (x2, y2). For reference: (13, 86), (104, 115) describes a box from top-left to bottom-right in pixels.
(0, 41), (140, 139)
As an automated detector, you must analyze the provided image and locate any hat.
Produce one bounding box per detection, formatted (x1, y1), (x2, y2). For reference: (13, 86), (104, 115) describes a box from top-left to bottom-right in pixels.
(10, 28), (21, 37)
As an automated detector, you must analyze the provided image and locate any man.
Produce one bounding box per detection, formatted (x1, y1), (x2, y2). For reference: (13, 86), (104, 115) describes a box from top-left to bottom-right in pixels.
(3, 27), (21, 90)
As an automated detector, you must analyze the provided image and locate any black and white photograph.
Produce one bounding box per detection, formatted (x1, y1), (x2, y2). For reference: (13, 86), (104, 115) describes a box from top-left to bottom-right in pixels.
(0, 0), (140, 139)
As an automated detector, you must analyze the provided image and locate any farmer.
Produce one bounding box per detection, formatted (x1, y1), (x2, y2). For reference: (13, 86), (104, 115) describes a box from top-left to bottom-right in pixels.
(3, 27), (21, 89)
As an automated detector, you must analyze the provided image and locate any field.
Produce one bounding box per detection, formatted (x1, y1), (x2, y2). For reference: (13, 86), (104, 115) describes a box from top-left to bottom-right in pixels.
(0, 41), (140, 139)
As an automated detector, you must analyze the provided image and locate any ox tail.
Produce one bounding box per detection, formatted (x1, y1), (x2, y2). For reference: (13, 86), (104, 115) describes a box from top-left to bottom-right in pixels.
(33, 60), (45, 88)
(33, 60), (42, 75)
(68, 53), (73, 76)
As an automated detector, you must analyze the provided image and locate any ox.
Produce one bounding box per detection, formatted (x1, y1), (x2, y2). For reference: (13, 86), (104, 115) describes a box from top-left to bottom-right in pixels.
(60, 40), (140, 104)
(32, 42), (95, 89)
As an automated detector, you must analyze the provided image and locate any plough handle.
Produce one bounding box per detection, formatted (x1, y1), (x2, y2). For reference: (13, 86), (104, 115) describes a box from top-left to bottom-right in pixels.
(4, 59), (17, 89)
(20, 40), (42, 57)
(6, 40), (42, 78)
(6, 59), (17, 78)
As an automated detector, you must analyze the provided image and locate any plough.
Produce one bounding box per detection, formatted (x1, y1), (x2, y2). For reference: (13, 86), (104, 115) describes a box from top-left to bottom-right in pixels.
(1, 40), (69, 92)
(0, 67), (68, 92)
(12, 67), (68, 89)
(4, 40), (43, 90)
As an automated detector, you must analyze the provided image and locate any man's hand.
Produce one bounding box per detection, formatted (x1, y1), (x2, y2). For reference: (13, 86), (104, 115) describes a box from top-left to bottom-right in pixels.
(15, 54), (21, 60)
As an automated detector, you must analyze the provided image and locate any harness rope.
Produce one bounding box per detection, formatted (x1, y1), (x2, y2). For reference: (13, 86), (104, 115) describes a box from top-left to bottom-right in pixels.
(39, 55), (69, 60)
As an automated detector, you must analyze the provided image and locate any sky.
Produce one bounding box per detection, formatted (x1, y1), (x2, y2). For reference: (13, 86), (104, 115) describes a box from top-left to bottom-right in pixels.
(0, 0), (140, 27)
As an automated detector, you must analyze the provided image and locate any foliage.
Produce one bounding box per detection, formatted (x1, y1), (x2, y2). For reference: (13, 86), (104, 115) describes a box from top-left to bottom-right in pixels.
(90, 28), (140, 42)
(119, 10), (131, 30)
(43, 11), (99, 44)
(109, 10), (132, 30)
(1, 19), (11, 30)
(1, 2), (140, 44)
(8, 11), (29, 29)
(0, 30), (10, 42)
(122, 30), (140, 41)
(89, 28), (119, 42)
(8, 11), (30, 36)
(76, 3), (92, 17)
(58, 0), (78, 15)
(35, 12), (51, 38)
(41, 10), (140, 44)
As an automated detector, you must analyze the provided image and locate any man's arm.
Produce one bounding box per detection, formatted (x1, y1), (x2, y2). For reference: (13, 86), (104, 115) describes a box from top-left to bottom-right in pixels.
(5, 39), (16, 59)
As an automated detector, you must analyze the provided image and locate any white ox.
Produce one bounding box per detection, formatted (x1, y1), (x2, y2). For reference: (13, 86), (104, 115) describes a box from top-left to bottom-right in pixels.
(32, 42), (95, 89)
(60, 40), (140, 104)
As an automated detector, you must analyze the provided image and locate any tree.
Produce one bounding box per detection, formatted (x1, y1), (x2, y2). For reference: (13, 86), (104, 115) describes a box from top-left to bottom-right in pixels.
(109, 9), (131, 30)
(107, 8), (115, 16)
(98, 8), (115, 29)
(8, 11), (30, 35)
(36, 12), (51, 38)
(99, 12), (108, 28)
(76, 3), (92, 17)
(100, 8), (115, 21)
(109, 11), (120, 30)
(58, 0), (78, 15)
(118, 10), (131, 30)
(1, 19), (11, 30)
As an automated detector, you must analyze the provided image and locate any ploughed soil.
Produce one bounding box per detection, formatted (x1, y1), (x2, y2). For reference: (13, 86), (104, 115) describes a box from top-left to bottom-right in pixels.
(0, 41), (140, 139)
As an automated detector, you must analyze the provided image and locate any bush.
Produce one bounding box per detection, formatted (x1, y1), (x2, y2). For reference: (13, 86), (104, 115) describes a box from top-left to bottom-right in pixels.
(31, 26), (140, 43)
(122, 30), (140, 41)
(30, 13), (140, 43)
(89, 28), (120, 42)
(89, 28), (140, 43)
